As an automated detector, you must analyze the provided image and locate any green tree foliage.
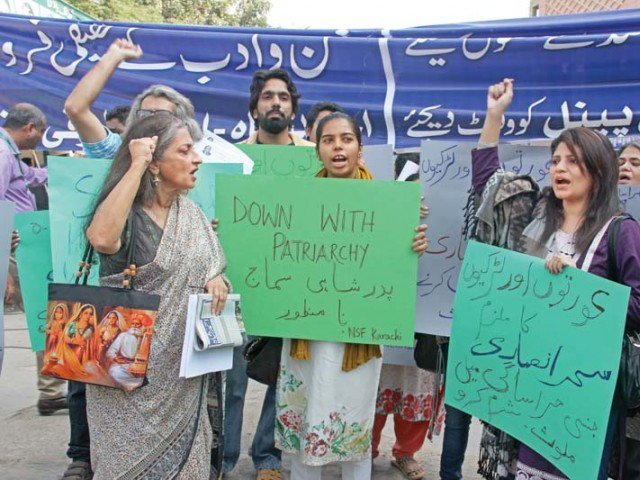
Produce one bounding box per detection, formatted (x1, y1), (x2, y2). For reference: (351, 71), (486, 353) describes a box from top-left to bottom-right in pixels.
(66, 0), (271, 26)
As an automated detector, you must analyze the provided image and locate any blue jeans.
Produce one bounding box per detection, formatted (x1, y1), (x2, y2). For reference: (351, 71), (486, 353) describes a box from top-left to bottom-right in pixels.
(223, 343), (281, 472)
(67, 381), (90, 462)
(439, 404), (472, 480)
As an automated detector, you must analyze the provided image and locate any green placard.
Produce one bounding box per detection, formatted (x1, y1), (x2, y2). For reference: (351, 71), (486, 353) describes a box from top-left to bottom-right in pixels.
(187, 162), (244, 217)
(48, 157), (110, 284)
(14, 211), (52, 351)
(48, 156), (242, 284)
(216, 174), (420, 346)
(237, 145), (321, 177)
(445, 241), (629, 479)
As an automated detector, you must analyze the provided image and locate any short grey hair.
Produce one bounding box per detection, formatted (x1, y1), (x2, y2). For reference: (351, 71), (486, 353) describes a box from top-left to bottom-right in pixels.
(4, 103), (46, 130)
(619, 142), (640, 156)
(125, 85), (201, 141)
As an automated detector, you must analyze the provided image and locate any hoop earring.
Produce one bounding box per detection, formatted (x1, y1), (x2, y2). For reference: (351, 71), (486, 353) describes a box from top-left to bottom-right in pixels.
(151, 173), (161, 186)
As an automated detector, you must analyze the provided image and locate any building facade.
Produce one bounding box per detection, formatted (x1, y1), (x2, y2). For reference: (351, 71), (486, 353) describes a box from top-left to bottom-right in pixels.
(531, 0), (640, 16)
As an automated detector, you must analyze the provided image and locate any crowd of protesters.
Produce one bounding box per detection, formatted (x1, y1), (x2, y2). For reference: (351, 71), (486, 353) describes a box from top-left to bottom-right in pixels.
(2, 38), (640, 480)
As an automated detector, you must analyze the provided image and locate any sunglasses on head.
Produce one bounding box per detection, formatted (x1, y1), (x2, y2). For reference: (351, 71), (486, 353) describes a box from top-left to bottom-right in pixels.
(136, 109), (173, 118)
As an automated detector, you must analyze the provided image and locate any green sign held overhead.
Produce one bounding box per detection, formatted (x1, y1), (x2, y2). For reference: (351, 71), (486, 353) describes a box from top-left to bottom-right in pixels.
(237, 145), (321, 177)
(14, 211), (52, 351)
(445, 241), (629, 480)
(47, 156), (242, 284)
(216, 174), (421, 346)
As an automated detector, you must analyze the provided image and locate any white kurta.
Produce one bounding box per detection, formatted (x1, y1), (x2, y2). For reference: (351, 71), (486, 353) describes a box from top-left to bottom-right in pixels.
(106, 330), (143, 389)
(107, 330), (142, 359)
(275, 339), (382, 467)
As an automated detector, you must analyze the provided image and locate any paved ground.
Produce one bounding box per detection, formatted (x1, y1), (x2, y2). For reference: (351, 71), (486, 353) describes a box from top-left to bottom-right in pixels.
(0, 311), (482, 479)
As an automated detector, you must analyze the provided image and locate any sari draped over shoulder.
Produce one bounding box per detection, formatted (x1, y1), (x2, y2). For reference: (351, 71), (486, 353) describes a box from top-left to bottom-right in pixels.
(87, 196), (227, 480)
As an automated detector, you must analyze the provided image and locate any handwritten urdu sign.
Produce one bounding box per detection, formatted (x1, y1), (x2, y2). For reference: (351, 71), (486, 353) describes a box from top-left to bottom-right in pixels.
(216, 174), (420, 346)
(237, 145), (320, 177)
(416, 141), (551, 335)
(14, 211), (52, 351)
(445, 241), (629, 479)
(48, 156), (242, 284)
(619, 185), (640, 220)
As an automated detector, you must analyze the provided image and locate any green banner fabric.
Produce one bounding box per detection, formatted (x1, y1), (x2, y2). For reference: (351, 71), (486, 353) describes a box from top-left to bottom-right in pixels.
(237, 145), (321, 177)
(48, 156), (242, 284)
(445, 241), (629, 479)
(14, 211), (53, 351)
(216, 174), (420, 346)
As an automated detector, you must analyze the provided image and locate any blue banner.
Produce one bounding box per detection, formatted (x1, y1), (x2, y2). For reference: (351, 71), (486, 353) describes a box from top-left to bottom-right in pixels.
(0, 10), (639, 149)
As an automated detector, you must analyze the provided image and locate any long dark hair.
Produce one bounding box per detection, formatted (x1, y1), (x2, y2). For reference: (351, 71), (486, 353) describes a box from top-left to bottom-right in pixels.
(86, 115), (197, 230)
(542, 127), (621, 253)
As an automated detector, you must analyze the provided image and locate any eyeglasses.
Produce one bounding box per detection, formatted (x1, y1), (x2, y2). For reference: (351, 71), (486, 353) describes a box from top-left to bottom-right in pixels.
(136, 109), (173, 119)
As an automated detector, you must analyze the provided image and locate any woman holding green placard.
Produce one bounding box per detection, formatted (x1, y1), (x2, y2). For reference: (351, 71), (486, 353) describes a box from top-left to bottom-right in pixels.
(469, 79), (640, 480)
(274, 111), (428, 480)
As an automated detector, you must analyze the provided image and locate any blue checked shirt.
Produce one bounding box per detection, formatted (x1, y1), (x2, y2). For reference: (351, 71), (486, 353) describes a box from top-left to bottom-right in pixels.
(81, 127), (122, 159)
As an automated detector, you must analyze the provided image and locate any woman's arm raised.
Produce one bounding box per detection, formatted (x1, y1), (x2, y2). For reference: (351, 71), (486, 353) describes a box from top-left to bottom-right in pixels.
(472, 78), (515, 196)
(479, 78), (514, 146)
(86, 137), (157, 254)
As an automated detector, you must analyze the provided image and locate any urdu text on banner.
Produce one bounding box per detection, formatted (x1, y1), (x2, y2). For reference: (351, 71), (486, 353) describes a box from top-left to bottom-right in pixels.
(0, 10), (639, 149)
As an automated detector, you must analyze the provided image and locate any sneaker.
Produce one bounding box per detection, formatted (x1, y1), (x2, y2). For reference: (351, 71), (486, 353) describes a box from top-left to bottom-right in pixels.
(37, 396), (68, 416)
(61, 460), (93, 480)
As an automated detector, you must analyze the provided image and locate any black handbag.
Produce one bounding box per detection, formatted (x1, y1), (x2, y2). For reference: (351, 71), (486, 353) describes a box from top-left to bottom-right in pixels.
(41, 220), (160, 391)
(607, 214), (640, 409)
(243, 337), (282, 387)
(414, 333), (443, 373)
(619, 332), (640, 409)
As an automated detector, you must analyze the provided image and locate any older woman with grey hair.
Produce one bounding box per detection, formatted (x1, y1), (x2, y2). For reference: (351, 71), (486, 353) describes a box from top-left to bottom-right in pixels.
(618, 142), (640, 186)
(85, 113), (228, 479)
